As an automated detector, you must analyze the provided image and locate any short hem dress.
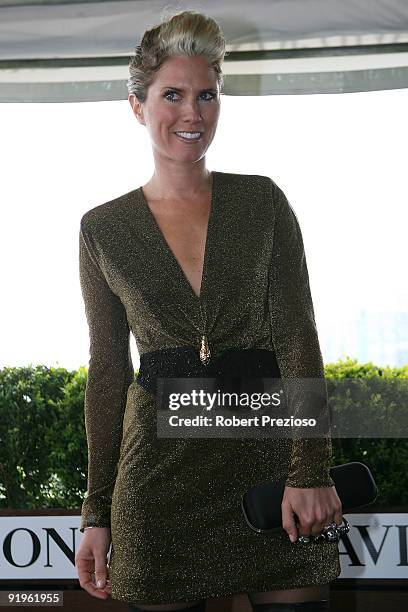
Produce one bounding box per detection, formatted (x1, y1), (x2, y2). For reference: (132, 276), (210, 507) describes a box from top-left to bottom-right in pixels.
(78, 170), (341, 605)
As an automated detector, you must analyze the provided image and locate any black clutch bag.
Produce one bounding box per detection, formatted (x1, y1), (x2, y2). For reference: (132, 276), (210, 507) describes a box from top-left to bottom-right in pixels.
(241, 461), (378, 534)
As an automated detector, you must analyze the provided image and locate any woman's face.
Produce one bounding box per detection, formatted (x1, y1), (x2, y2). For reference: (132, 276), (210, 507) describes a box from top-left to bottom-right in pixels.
(129, 54), (221, 167)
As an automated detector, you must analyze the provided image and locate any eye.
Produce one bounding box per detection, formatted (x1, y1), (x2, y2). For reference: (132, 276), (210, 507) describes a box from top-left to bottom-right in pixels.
(201, 91), (216, 101)
(163, 90), (179, 102)
(163, 90), (216, 102)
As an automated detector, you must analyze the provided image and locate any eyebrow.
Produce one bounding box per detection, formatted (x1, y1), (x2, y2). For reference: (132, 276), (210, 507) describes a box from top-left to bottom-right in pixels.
(161, 86), (217, 93)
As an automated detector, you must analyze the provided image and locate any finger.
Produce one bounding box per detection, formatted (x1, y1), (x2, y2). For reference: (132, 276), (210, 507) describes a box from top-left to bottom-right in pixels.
(310, 510), (329, 537)
(335, 508), (344, 526)
(78, 570), (110, 599)
(297, 515), (313, 538)
(312, 519), (328, 537)
(94, 558), (109, 590)
(76, 565), (88, 585)
(83, 574), (110, 599)
(335, 504), (344, 526)
(76, 558), (95, 591)
(315, 491), (342, 534)
(282, 502), (298, 543)
(332, 494), (344, 526)
(76, 558), (109, 600)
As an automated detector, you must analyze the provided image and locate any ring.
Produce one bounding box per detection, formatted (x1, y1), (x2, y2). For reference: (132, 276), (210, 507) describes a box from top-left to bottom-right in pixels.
(294, 517), (350, 544)
(322, 517), (350, 542)
(336, 517), (350, 535)
(322, 525), (340, 543)
(296, 535), (311, 544)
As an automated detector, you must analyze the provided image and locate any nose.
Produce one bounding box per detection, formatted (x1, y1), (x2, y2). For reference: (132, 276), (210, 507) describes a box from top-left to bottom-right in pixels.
(181, 97), (203, 121)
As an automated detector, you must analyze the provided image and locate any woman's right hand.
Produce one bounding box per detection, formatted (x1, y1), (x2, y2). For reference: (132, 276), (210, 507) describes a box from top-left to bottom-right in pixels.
(75, 527), (112, 599)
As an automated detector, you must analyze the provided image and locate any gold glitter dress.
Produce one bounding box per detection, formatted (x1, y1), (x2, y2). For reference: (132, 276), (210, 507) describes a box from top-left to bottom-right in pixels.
(78, 170), (341, 606)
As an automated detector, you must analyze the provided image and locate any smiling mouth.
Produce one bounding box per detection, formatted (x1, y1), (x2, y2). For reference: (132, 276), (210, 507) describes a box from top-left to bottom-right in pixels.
(174, 131), (203, 142)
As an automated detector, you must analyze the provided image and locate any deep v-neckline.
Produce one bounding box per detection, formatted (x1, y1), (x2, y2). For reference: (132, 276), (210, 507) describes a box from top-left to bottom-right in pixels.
(138, 170), (217, 302)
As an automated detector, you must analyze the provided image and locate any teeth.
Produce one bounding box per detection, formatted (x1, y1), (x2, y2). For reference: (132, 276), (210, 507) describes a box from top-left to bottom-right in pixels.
(176, 131), (201, 139)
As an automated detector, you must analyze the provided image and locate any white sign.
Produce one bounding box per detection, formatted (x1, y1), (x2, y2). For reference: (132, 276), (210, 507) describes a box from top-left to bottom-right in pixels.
(0, 514), (407, 579)
(0, 517), (82, 579)
(339, 513), (408, 578)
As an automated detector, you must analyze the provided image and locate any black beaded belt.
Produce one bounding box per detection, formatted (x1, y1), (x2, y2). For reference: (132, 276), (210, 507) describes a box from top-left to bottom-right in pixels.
(136, 346), (281, 394)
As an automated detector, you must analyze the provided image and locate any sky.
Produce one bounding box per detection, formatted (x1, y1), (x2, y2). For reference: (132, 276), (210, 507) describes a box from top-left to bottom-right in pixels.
(1, 87), (407, 370)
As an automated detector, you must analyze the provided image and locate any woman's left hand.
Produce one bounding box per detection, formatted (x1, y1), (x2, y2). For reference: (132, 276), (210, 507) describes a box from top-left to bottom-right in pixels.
(281, 485), (343, 543)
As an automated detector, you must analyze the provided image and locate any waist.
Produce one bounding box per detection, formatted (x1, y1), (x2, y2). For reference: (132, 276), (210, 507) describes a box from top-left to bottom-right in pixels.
(136, 345), (281, 394)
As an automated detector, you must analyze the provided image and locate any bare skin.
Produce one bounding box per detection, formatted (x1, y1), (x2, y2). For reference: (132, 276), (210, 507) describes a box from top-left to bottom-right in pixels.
(140, 182), (212, 298)
(75, 527), (112, 600)
(75, 53), (343, 609)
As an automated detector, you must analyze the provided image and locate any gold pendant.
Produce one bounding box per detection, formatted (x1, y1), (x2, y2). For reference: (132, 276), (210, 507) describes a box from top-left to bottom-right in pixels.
(199, 334), (211, 365)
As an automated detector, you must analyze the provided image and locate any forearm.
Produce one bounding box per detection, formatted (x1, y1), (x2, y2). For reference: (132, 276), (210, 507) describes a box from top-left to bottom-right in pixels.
(267, 178), (333, 489)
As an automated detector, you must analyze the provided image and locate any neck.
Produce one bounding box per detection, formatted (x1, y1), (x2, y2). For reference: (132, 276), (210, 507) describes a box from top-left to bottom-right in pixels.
(146, 163), (212, 201)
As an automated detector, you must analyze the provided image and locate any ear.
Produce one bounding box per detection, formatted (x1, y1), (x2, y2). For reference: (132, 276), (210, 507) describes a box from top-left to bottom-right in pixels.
(128, 94), (145, 125)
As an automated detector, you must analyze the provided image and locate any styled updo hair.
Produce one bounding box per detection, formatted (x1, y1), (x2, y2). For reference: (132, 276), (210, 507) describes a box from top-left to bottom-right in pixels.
(127, 9), (226, 103)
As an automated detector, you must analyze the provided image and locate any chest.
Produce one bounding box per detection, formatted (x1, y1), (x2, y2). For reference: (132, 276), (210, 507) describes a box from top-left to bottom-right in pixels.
(142, 193), (212, 299)
(93, 174), (277, 321)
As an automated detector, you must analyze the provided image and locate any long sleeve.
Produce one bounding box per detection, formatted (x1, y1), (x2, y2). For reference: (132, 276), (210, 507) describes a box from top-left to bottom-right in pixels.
(79, 222), (134, 532)
(268, 180), (334, 488)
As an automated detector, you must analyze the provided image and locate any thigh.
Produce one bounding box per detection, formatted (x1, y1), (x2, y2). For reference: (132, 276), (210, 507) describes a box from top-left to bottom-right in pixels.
(248, 585), (329, 605)
(128, 599), (206, 611)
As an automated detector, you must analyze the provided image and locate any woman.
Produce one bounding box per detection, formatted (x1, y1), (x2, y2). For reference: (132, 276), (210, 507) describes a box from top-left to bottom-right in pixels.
(75, 9), (344, 612)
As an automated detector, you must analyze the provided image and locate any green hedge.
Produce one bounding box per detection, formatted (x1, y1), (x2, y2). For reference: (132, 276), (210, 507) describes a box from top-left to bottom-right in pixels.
(325, 358), (408, 506)
(0, 357), (407, 510)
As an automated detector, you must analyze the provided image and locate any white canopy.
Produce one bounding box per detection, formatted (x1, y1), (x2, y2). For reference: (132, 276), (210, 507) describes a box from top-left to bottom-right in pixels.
(1, 0), (408, 102)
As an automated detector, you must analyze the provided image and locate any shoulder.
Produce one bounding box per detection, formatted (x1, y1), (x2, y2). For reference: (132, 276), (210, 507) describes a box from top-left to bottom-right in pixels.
(216, 170), (273, 193)
(80, 187), (138, 235)
(217, 171), (291, 220)
(218, 170), (286, 201)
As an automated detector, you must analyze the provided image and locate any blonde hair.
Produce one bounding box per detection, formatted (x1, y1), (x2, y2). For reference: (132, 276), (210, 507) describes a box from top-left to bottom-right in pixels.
(127, 9), (226, 102)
